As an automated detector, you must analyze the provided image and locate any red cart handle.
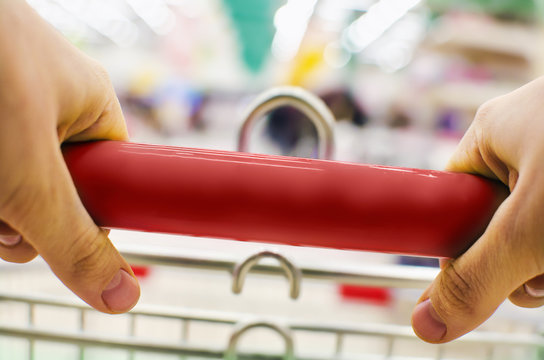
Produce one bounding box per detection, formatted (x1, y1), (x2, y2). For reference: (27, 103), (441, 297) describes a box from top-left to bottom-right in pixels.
(63, 141), (508, 258)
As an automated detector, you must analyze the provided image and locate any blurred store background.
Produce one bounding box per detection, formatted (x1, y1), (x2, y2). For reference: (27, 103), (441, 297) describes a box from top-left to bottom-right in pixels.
(2, 1), (544, 359)
(27, 0), (544, 169)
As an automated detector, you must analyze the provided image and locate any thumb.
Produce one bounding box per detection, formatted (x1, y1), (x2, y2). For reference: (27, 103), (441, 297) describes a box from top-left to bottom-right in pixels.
(411, 183), (543, 343)
(9, 137), (139, 314)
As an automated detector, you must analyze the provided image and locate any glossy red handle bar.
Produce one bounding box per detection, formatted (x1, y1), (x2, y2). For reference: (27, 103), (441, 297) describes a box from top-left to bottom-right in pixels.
(63, 141), (508, 258)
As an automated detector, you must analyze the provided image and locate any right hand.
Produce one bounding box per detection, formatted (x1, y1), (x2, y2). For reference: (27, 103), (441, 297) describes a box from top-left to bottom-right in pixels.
(412, 76), (544, 343)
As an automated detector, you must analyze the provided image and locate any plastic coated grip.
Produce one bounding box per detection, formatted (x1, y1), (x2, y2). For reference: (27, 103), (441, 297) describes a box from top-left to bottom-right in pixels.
(63, 141), (508, 258)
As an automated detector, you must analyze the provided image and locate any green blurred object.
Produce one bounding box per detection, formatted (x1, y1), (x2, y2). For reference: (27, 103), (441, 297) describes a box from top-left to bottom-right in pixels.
(222, 0), (285, 73)
(427, 0), (543, 21)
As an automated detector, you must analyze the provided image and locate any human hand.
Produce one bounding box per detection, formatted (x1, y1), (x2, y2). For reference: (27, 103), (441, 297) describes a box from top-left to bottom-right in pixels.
(411, 76), (544, 342)
(0, 0), (139, 313)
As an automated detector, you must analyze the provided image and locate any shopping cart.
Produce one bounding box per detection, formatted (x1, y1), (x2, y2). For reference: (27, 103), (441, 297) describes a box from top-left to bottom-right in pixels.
(1, 88), (542, 360)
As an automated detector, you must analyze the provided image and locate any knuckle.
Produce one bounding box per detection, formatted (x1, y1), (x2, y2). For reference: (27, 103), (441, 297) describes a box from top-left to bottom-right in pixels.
(69, 227), (113, 279)
(91, 62), (113, 89)
(472, 96), (506, 132)
(474, 100), (495, 125)
(435, 263), (481, 318)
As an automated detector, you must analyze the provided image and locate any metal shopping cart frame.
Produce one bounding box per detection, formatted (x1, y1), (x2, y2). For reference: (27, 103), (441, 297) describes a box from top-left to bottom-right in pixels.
(1, 243), (544, 360)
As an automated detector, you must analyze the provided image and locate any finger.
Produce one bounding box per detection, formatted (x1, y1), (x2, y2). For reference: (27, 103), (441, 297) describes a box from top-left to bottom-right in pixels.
(62, 67), (129, 143)
(411, 181), (543, 343)
(509, 274), (544, 308)
(445, 99), (520, 188)
(13, 145), (139, 313)
(0, 221), (38, 263)
(50, 73), (134, 312)
(445, 118), (499, 180)
(0, 236), (38, 263)
(5, 112), (138, 315)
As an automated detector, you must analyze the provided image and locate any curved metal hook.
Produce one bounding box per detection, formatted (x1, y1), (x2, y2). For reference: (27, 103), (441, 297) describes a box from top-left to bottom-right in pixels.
(225, 320), (295, 360)
(238, 86), (336, 160)
(232, 250), (302, 300)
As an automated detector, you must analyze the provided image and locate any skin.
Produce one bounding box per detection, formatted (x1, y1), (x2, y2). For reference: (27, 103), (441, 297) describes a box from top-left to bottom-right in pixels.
(412, 76), (544, 343)
(0, 0), (139, 313)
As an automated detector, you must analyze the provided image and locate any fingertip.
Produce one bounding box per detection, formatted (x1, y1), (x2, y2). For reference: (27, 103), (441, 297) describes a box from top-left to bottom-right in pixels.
(509, 275), (544, 308)
(0, 236), (39, 263)
(412, 299), (447, 344)
(101, 269), (140, 314)
(0, 234), (22, 247)
(524, 283), (544, 298)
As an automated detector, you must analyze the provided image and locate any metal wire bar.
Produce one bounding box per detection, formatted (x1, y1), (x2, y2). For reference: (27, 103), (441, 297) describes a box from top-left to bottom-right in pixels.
(2, 292), (544, 351)
(116, 243), (438, 289)
(335, 332), (344, 355)
(225, 321), (294, 360)
(237, 86), (336, 160)
(0, 323), (226, 359)
(232, 250), (302, 299)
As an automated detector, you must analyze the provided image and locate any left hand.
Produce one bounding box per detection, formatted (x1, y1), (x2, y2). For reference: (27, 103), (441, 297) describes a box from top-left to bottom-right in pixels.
(0, 0), (139, 314)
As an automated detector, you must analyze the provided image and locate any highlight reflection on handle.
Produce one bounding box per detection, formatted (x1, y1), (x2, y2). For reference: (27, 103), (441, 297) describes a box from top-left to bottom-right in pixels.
(63, 141), (508, 258)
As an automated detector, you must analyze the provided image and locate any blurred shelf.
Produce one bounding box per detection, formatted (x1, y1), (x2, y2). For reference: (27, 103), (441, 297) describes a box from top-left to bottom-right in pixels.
(427, 80), (521, 111)
(427, 14), (539, 65)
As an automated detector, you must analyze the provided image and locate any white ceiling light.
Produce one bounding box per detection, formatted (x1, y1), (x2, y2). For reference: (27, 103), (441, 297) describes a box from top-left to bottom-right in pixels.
(126, 0), (176, 36)
(343, 0), (421, 53)
(271, 0), (318, 62)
